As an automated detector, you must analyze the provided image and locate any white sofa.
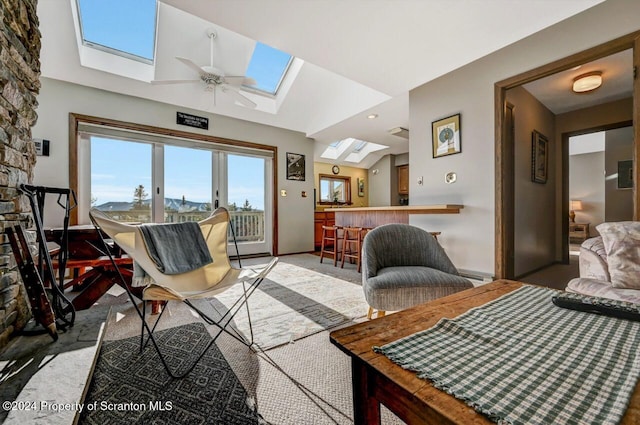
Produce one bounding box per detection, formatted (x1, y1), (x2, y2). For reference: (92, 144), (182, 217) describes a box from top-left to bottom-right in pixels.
(566, 222), (640, 304)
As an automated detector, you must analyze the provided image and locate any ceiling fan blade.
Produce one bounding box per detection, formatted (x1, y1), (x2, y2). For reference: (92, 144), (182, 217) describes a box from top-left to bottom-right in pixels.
(150, 79), (200, 85)
(221, 85), (257, 108)
(224, 76), (257, 86)
(176, 57), (206, 76)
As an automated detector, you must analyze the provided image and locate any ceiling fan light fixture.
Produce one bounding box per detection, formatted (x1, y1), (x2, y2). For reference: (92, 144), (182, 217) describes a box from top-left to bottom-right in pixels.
(572, 71), (602, 93)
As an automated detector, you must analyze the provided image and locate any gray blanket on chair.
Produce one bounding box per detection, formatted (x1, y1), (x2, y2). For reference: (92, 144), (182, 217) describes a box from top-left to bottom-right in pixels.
(139, 221), (212, 275)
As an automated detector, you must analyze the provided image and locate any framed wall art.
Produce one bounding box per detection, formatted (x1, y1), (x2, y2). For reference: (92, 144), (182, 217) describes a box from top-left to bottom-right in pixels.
(617, 159), (633, 189)
(531, 130), (548, 184)
(286, 152), (305, 181)
(357, 177), (365, 197)
(432, 113), (461, 158)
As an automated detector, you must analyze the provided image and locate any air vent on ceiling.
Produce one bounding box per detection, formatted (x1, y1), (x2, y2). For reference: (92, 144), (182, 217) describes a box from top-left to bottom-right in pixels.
(388, 127), (409, 139)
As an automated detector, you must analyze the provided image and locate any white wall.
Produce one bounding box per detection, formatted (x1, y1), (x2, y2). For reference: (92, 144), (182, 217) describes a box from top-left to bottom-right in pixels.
(368, 155), (393, 206)
(570, 152), (605, 235)
(605, 126), (634, 222)
(408, 0), (640, 276)
(32, 78), (315, 255)
(508, 86), (556, 277)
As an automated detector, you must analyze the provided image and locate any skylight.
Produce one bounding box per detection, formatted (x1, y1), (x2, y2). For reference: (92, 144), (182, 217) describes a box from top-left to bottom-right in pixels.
(77, 0), (157, 63)
(245, 42), (293, 95)
(321, 138), (389, 164)
(344, 140), (388, 163)
(352, 140), (367, 152)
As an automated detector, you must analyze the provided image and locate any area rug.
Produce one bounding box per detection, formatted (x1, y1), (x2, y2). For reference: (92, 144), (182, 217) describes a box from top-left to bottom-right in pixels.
(79, 323), (265, 425)
(202, 261), (369, 350)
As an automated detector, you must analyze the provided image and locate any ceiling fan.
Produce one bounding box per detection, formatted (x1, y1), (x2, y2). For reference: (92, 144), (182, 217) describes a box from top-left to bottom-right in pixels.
(151, 29), (257, 108)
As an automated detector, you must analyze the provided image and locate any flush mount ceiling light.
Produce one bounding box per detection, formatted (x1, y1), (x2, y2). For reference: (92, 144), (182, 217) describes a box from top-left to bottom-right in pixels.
(572, 71), (602, 93)
(367, 114), (378, 119)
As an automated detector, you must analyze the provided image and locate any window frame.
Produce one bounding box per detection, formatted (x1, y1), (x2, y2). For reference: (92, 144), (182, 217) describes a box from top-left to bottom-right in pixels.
(69, 113), (278, 256)
(75, 0), (158, 64)
(318, 174), (352, 206)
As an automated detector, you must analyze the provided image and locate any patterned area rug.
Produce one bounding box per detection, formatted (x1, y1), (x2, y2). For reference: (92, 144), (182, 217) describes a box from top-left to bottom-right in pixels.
(79, 323), (265, 425)
(203, 261), (369, 350)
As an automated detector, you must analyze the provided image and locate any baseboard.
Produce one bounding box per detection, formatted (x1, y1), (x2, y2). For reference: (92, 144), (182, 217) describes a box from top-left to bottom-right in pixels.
(458, 269), (494, 283)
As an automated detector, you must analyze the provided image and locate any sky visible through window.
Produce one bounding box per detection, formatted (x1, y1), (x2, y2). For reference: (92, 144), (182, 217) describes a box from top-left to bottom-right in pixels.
(78, 1), (292, 93)
(245, 42), (292, 94)
(78, 0), (157, 61)
(90, 137), (266, 212)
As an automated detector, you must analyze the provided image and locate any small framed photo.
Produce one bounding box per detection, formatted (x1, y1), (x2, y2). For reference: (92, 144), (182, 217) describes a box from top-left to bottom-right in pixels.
(432, 114), (461, 158)
(531, 130), (548, 184)
(357, 177), (365, 197)
(618, 160), (633, 189)
(286, 152), (305, 181)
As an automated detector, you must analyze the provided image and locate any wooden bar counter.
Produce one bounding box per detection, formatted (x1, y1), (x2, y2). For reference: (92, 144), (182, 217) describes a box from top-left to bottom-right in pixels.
(324, 205), (463, 228)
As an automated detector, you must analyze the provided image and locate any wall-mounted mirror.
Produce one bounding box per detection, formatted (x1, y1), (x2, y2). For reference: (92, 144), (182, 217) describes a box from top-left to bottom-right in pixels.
(319, 174), (351, 205)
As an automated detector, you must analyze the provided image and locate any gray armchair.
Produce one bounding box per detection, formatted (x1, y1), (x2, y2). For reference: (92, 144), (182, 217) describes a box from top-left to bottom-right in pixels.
(362, 223), (473, 319)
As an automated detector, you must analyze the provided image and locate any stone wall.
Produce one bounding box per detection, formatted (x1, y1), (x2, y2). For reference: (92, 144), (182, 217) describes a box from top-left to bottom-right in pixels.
(0, 0), (41, 350)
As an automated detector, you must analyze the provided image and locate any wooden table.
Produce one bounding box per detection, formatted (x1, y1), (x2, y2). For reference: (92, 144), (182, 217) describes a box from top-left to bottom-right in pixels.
(45, 225), (141, 311)
(329, 280), (640, 424)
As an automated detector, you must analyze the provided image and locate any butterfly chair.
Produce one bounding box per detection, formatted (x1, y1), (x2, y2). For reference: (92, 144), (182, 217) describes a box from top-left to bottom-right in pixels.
(89, 207), (278, 378)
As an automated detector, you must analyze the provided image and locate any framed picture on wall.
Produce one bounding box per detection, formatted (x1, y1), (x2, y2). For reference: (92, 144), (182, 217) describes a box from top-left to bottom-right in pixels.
(432, 113), (461, 158)
(357, 177), (365, 197)
(531, 130), (548, 184)
(286, 152), (305, 181)
(618, 159), (633, 189)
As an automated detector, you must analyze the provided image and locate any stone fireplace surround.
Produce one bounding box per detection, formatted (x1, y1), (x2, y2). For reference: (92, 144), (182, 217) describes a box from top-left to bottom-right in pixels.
(0, 0), (42, 352)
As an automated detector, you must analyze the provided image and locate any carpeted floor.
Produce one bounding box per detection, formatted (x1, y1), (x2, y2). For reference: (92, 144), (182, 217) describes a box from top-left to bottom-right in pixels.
(203, 260), (369, 349)
(81, 323), (266, 425)
(80, 253), (406, 425)
(517, 250), (580, 291)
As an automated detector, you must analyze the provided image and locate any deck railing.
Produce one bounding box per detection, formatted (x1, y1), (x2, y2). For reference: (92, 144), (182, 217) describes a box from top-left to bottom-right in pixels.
(100, 209), (265, 242)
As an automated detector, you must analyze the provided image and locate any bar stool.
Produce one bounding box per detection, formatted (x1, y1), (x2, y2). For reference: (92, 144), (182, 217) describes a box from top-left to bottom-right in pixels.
(341, 227), (364, 272)
(320, 225), (340, 266)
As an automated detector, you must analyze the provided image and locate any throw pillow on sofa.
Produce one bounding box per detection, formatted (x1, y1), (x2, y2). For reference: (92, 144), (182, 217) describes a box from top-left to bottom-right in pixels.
(596, 221), (640, 289)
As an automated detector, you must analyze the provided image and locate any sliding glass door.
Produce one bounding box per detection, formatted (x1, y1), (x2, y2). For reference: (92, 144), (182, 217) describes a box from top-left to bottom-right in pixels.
(226, 153), (271, 255)
(83, 130), (273, 256)
(164, 145), (213, 223)
(90, 137), (153, 223)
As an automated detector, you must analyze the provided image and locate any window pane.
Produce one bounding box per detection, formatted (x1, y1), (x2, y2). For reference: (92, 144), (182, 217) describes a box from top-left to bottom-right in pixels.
(78, 0), (157, 61)
(227, 154), (265, 242)
(91, 137), (152, 222)
(164, 145), (212, 223)
(319, 176), (351, 204)
(245, 42), (292, 95)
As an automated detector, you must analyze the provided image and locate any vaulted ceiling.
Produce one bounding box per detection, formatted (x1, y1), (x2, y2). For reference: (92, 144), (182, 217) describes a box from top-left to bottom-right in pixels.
(37, 0), (605, 168)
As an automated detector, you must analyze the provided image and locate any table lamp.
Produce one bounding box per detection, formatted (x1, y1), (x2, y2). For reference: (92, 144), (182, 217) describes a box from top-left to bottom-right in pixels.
(569, 200), (582, 223)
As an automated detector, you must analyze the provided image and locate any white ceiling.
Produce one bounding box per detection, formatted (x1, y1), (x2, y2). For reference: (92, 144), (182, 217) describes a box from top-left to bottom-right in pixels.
(38, 0), (605, 168)
(523, 49), (633, 114)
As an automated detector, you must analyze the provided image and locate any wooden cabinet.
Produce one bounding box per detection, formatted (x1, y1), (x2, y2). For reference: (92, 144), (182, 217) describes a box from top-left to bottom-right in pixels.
(398, 165), (409, 195)
(569, 222), (590, 243)
(314, 211), (335, 250)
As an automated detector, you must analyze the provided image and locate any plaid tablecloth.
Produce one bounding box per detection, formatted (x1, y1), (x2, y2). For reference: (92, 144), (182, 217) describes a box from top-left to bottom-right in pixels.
(374, 286), (640, 425)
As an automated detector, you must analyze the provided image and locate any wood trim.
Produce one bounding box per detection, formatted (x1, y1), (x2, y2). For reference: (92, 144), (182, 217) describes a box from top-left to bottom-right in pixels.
(560, 119), (634, 264)
(497, 30), (640, 89)
(494, 86), (508, 280)
(495, 31), (640, 279)
(69, 113), (79, 225)
(318, 173), (352, 205)
(68, 113), (279, 256)
(634, 36), (640, 221)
